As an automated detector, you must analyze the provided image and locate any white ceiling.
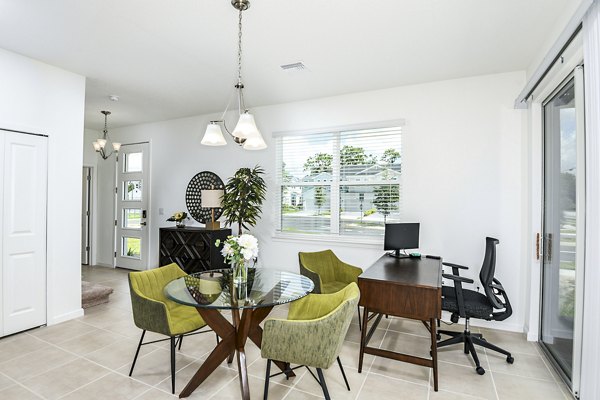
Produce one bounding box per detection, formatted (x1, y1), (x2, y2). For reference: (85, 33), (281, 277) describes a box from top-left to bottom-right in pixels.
(0, 0), (574, 130)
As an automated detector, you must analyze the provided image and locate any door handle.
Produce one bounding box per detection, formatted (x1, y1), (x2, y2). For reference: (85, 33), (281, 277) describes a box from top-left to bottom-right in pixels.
(546, 233), (553, 263)
(140, 222), (147, 226)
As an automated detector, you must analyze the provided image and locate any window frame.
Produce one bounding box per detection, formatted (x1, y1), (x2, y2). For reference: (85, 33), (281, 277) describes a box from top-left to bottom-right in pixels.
(273, 120), (405, 242)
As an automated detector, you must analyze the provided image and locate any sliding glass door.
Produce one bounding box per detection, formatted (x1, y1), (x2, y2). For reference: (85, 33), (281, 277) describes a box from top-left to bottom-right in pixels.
(541, 67), (585, 395)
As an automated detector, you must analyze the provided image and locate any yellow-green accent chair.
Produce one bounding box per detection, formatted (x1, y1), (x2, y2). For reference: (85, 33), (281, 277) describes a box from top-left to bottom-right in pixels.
(261, 283), (360, 399)
(128, 263), (214, 394)
(298, 250), (363, 329)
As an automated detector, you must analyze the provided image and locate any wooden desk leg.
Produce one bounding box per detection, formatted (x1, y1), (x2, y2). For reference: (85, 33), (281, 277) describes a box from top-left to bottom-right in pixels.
(430, 318), (438, 392)
(358, 307), (369, 373)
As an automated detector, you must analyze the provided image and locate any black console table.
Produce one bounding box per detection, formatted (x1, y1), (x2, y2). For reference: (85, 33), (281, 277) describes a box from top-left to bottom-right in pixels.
(159, 227), (231, 273)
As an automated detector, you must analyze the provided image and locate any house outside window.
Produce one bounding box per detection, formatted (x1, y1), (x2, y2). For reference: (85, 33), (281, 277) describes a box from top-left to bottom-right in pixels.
(275, 123), (403, 239)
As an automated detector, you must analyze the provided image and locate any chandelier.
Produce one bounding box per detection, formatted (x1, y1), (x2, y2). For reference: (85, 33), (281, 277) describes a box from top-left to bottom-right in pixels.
(92, 110), (121, 159)
(201, 0), (267, 150)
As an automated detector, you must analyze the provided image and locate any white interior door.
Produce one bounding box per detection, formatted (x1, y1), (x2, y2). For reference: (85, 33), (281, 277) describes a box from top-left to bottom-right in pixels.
(115, 143), (149, 270)
(1, 130), (47, 336)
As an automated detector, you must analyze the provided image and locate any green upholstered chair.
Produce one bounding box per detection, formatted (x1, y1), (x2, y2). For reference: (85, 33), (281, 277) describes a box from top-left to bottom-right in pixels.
(298, 250), (363, 328)
(128, 263), (214, 394)
(261, 283), (360, 400)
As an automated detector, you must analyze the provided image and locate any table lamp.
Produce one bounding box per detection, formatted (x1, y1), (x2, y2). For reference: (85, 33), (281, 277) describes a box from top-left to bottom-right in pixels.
(202, 189), (224, 230)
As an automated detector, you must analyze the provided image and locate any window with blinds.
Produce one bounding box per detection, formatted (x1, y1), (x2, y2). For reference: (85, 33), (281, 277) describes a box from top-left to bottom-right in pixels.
(275, 124), (402, 238)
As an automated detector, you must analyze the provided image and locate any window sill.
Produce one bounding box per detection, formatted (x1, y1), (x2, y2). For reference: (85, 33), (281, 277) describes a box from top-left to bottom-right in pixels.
(271, 232), (383, 248)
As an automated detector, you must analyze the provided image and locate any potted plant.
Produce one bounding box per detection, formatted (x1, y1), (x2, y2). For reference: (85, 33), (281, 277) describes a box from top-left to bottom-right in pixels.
(221, 165), (266, 234)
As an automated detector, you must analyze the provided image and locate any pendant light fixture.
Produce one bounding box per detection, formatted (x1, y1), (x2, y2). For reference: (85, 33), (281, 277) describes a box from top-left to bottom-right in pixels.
(93, 110), (121, 159)
(200, 0), (267, 150)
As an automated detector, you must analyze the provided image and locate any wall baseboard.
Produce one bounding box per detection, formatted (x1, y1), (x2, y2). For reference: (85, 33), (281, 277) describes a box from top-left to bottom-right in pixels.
(47, 308), (84, 326)
(93, 262), (113, 268)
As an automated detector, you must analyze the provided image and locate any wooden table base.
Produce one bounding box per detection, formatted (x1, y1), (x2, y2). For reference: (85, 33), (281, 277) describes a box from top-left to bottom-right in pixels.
(178, 306), (294, 399)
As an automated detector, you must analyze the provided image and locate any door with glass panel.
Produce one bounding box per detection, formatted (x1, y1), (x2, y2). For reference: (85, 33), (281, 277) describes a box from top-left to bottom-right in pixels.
(115, 143), (149, 270)
(541, 67), (585, 393)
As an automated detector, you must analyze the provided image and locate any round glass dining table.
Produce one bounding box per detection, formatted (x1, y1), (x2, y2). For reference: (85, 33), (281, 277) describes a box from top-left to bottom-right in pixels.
(164, 268), (314, 399)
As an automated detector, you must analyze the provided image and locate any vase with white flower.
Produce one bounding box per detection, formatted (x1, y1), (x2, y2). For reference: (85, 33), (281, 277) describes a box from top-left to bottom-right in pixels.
(215, 234), (258, 296)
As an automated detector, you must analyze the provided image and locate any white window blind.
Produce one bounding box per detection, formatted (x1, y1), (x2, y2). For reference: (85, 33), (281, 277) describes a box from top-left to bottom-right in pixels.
(275, 125), (402, 238)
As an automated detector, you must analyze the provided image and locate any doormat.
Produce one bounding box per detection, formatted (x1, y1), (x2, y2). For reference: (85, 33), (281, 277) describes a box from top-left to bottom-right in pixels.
(82, 281), (114, 309)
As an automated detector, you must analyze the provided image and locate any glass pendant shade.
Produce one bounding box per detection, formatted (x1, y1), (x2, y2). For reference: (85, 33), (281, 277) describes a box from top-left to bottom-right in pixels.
(232, 112), (259, 140)
(112, 142), (122, 152)
(97, 138), (107, 148)
(92, 141), (101, 151)
(242, 128), (267, 150)
(201, 123), (227, 146)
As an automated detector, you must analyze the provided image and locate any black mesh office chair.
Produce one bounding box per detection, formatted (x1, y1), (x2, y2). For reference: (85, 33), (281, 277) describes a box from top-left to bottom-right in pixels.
(438, 237), (514, 375)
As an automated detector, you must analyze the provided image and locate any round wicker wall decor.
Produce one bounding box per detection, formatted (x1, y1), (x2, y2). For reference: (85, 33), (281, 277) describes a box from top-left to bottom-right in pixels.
(185, 171), (225, 224)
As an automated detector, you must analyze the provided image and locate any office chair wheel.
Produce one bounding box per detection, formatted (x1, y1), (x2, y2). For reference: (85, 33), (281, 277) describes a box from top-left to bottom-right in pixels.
(506, 356), (514, 364)
(476, 367), (485, 375)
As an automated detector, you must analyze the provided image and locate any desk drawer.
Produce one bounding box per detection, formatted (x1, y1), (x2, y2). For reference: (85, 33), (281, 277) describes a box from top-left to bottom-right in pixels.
(359, 279), (441, 320)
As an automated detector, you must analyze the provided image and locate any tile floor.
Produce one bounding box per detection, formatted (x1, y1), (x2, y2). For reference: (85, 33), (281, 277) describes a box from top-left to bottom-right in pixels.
(0, 265), (573, 400)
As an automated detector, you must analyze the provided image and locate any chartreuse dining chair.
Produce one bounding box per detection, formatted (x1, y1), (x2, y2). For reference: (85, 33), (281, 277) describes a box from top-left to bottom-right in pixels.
(128, 263), (216, 394)
(298, 250), (363, 328)
(261, 283), (360, 400)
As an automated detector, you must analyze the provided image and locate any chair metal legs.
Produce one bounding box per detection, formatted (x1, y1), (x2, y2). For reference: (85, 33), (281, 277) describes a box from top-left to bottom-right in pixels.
(357, 306), (362, 332)
(129, 330), (146, 376)
(264, 357), (349, 399)
(170, 337), (177, 394)
(263, 359), (272, 400)
(438, 318), (514, 375)
(316, 368), (331, 400)
(337, 357), (350, 391)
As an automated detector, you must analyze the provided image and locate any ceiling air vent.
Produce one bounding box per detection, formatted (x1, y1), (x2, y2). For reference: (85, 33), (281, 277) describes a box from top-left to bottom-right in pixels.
(280, 62), (307, 72)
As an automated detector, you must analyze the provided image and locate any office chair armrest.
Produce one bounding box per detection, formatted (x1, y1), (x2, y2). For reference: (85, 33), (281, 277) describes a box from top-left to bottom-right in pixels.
(442, 274), (474, 284)
(442, 262), (469, 270)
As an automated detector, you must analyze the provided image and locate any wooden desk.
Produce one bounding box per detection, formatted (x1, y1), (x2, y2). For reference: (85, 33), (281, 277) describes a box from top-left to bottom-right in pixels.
(358, 255), (442, 391)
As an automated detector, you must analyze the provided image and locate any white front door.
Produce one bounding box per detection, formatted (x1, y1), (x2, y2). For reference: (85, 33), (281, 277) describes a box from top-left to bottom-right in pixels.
(115, 143), (150, 270)
(0, 130), (47, 336)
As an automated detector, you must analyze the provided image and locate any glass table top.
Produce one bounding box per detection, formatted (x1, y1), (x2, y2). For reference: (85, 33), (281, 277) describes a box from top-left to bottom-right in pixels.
(164, 268), (315, 309)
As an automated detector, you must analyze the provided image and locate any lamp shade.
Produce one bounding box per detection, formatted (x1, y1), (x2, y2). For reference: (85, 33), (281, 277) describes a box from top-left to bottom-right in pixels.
(112, 142), (122, 152)
(97, 138), (107, 149)
(201, 123), (227, 146)
(201, 189), (224, 208)
(92, 141), (101, 151)
(232, 112), (259, 140)
(242, 129), (267, 150)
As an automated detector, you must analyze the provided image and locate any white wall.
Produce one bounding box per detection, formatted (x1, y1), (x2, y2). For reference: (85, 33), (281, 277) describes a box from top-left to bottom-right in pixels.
(99, 71), (528, 332)
(0, 48), (86, 325)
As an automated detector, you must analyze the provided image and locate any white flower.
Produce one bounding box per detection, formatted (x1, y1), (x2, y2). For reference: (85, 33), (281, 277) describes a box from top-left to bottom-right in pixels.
(237, 234), (258, 251)
(241, 248), (254, 260)
(221, 243), (234, 257)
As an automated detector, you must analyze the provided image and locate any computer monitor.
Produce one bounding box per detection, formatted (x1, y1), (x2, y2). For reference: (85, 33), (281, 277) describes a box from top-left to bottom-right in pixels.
(384, 223), (420, 258)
